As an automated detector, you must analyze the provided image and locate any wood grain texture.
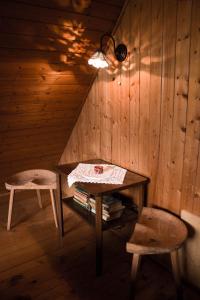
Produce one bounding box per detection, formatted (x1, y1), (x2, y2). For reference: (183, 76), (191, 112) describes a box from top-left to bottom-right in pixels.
(0, 0), (126, 192)
(138, 0), (151, 174)
(155, 0), (177, 209)
(60, 0), (200, 217)
(169, 0), (192, 212)
(0, 191), (199, 300)
(129, 0), (140, 172)
(181, 0), (200, 213)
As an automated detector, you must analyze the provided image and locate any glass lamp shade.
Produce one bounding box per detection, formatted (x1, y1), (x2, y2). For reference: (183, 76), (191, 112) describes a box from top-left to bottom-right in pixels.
(88, 50), (109, 69)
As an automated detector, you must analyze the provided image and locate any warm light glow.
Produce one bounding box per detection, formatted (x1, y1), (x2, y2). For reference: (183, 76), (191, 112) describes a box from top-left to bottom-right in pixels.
(88, 51), (109, 69)
(88, 33), (127, 69)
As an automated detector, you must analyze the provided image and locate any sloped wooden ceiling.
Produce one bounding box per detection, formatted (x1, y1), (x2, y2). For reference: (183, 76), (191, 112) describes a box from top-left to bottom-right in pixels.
(0, 0), (126, 191)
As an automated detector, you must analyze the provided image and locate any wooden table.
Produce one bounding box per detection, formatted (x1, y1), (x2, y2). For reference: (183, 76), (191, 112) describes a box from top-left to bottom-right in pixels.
(55, 159), (149, 276)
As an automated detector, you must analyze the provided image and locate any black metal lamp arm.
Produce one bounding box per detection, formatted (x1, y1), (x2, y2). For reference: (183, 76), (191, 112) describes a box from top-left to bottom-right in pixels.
(100, 33), (127, 62)
(100, 33), (116, 53)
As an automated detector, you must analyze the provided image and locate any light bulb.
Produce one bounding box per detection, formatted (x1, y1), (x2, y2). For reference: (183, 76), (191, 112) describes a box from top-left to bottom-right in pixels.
(88, 51), (109, 69)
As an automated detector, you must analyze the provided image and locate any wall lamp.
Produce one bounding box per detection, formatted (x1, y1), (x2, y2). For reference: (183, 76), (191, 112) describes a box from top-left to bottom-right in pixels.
(88, 33), (127, 69)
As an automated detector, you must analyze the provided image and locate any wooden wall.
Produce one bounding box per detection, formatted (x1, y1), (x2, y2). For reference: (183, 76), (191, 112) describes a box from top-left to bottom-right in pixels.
(0, 0), (126, 192)
(60, 0), (200, 217)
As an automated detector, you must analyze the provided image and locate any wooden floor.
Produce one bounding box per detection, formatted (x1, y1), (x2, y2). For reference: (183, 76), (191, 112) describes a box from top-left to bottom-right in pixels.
(0, 191), (199, 300)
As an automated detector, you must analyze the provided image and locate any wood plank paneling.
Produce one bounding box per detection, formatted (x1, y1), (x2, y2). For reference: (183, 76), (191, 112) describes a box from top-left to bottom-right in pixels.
(129, 0), (140, 172)
(61, 0), (200, 217)
(155, 0), (177, 210)
(118, 3), (130, 169)
(0, 1), (114, 31)
(169, 0), (192, 212)
(111, 71), (121, 165)
(0, 18), (104, 48)
(10, 0), (121, 21)
(99, 70), (111, 162)
(148, 0), (163, 205)
(138, 0), (151, 174)
(0, 0), (126, 192)
(181, 0), (200, 213)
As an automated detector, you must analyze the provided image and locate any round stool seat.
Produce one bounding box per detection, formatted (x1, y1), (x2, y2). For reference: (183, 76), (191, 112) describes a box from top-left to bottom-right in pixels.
(126, 207), (188, 298)
(5, 169), (58, 230)
(5, 169), (56, 190)
(127, 207), (188, 255)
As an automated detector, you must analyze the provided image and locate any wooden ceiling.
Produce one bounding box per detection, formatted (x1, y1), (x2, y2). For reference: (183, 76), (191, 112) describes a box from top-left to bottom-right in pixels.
(0, 0), (126, 191)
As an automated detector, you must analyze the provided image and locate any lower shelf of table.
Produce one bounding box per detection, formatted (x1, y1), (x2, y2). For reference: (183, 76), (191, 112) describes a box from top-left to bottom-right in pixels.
(63, 197), (138, 231)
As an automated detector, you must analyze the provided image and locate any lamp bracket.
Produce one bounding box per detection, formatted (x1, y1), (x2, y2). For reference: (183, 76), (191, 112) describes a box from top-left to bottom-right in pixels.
(100, 33), (127, 62)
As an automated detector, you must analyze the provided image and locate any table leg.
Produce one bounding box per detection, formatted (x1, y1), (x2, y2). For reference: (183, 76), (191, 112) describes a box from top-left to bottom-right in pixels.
(137, 186), (144, 216)
(143, 182), (148, 207)
(56, 173), (64, 237)
(138, 183), (148, 216)
(129, 183), (148, 217)
(95, 195), (103, 276)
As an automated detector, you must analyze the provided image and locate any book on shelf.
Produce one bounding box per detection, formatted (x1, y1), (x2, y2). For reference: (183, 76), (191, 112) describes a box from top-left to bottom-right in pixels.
(74, 190), (88, 203)
(73, 188), (125, 221)
(73, 197), (89, 209)
(73, 187), (90, 208)
(90, 207), (124, 221)
(75, 186), (89, 196)
(89, 196), (124, 213)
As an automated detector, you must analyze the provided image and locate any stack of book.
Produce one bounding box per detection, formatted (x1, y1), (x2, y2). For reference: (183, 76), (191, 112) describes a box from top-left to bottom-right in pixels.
(73, 186), (90, 209)
(73, 188), (125, 221)
(89, 196), (125, 221)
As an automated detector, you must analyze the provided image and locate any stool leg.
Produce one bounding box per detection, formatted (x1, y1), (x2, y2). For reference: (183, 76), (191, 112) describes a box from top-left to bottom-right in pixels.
(130, 254), (141, 299)
(131, 253), (141, 282)
(50, 189), (58, 228)
(170, 250), (183, 300)
(7, 189), (15, 231)
(36, 190), (43, 208)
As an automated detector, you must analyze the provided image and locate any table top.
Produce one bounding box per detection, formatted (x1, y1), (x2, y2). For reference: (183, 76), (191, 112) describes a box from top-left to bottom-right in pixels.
(55, 159), (149, 196)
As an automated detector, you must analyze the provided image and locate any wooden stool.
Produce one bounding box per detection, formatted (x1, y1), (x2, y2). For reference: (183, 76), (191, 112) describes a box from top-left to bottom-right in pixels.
(126, 207), (187, 298)
(5, 169), (58, 230)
